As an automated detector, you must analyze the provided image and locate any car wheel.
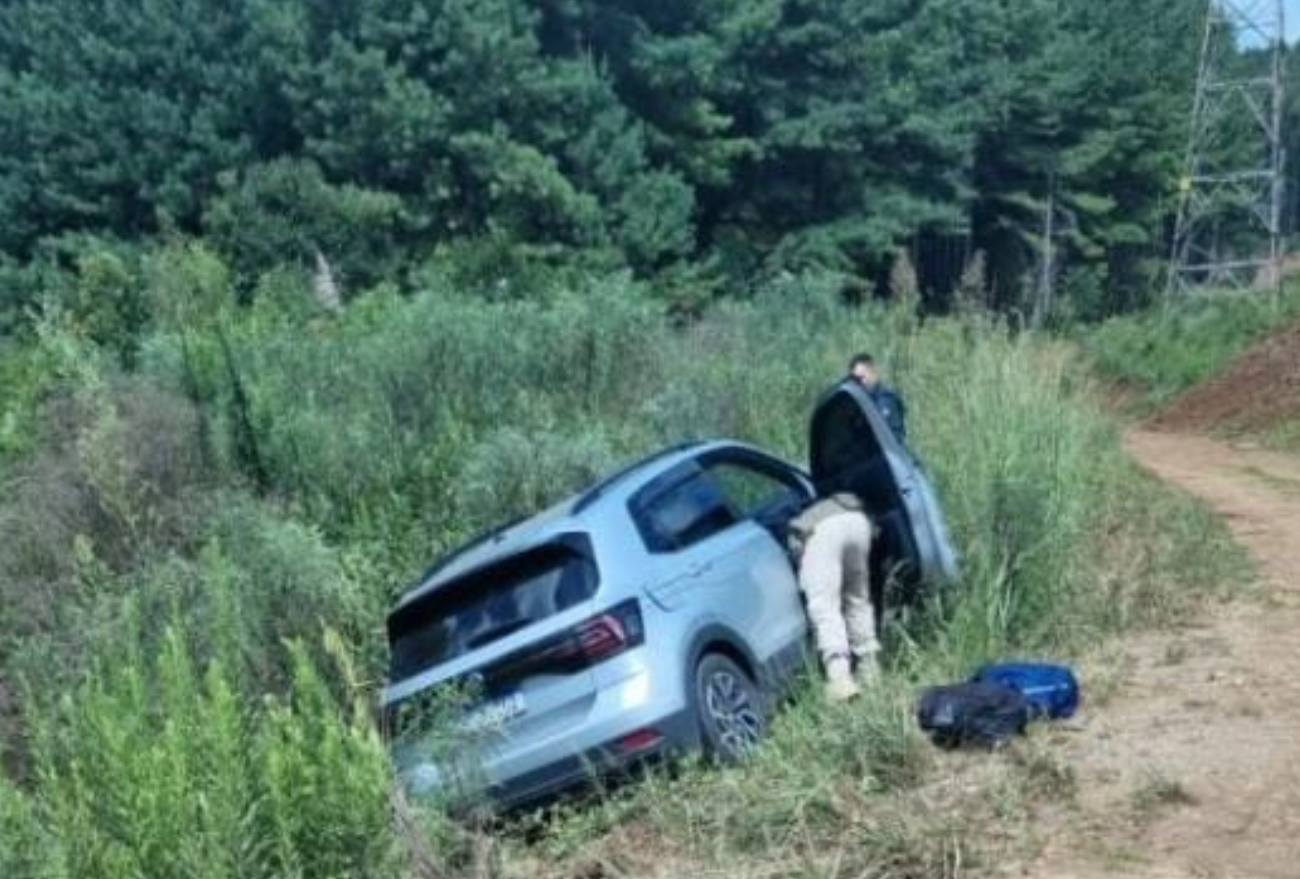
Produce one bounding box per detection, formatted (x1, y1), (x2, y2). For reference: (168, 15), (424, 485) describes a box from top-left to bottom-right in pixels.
(693, 653), (766, 762)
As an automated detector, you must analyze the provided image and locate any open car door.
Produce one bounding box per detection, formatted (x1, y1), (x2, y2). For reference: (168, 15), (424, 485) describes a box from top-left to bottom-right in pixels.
(809, 380), (959, 595)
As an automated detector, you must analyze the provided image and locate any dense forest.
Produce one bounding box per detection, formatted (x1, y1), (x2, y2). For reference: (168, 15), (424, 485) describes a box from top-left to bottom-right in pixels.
(0, 0), (1250, 340)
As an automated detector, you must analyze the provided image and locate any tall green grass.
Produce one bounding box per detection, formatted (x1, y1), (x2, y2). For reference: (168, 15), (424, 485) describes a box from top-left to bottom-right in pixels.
(7, 629), (396, 879)
(144, 275), (1227, 670)
(0, 261), (1242, 877)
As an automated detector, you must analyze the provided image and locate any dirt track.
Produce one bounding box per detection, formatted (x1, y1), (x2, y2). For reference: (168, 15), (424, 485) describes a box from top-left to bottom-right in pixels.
(1032, 430), (1300, 879)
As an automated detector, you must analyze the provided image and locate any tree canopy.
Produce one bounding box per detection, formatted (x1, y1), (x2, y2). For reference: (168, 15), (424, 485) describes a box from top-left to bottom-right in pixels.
(0, 0), (1233, 326)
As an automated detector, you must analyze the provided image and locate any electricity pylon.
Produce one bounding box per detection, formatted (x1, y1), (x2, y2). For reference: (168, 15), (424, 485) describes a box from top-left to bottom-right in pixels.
(1167, 0), (1286, 299)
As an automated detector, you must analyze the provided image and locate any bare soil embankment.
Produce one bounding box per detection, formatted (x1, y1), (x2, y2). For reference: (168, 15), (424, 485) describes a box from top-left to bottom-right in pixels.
(1148, 319), (1300, 436)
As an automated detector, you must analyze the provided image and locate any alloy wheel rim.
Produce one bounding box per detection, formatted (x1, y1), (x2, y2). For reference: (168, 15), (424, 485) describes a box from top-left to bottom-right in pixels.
(703, 670), (763, 756)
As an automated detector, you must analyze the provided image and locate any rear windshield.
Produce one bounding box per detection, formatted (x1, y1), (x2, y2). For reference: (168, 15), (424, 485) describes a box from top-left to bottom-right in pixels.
(388, 540), (598, 682)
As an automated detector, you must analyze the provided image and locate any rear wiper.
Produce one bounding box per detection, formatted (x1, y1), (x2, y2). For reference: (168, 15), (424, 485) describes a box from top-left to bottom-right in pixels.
(466, 620), (531, 651)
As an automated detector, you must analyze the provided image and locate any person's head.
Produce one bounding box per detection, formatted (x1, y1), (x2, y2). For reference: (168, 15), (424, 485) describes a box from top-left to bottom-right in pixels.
(848, 353), (881, 389)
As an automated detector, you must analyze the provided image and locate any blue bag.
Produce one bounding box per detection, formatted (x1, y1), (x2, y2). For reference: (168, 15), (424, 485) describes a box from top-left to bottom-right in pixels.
(971, 662), (1079, 720)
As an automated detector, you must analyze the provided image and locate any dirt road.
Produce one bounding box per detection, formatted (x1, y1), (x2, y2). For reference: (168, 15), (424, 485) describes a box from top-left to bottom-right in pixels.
(1031, 430), (1300, 879)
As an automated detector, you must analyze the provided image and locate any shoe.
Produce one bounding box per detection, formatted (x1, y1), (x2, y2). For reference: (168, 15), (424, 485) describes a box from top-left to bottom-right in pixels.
(826, 675), (861, 702)
(825, 657), (861, 703)
(854, 653), (880, 687)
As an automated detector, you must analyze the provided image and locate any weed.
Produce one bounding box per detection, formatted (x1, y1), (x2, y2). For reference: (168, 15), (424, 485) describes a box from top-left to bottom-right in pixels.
(1010, 737), (1079, 803)
(1256, 417), (1300, 454)
(1129, 769), (1197, 820)
(1160, 641), (1191, 666)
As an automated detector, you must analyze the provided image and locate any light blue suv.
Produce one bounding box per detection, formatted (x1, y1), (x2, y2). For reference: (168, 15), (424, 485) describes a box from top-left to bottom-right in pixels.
(382, 380), (959, 809)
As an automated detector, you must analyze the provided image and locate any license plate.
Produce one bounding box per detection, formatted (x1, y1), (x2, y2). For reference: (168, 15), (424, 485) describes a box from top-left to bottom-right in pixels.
(461, 692), (527, 734)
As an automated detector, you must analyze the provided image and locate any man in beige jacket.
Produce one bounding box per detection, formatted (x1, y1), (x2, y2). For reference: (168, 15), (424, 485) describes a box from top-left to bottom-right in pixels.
(789, 492), (879, 702)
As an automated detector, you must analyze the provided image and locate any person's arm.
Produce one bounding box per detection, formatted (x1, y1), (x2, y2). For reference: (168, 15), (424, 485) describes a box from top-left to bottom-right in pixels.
(891, 389), (908, 443)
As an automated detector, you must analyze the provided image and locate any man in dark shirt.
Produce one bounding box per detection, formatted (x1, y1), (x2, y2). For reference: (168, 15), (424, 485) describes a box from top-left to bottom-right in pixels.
(849, 353), (907, 445)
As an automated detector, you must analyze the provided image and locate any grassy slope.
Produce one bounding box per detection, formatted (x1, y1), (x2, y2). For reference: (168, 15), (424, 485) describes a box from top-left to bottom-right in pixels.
(1081, 282), (1300, 414)
(0, 269), (1243, 879)
(1084, 283), (1300, 457)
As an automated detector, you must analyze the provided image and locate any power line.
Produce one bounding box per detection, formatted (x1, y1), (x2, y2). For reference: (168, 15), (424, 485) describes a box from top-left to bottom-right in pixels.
(1167, 0), (1287, 299)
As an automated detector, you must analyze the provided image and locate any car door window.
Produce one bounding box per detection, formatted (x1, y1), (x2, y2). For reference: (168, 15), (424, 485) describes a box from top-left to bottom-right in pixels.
(634, 470), (738, 553)
(706, 460), (805, 521)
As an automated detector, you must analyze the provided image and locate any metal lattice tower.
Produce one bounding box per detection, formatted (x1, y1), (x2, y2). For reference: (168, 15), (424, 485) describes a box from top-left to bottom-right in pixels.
(1167, 0), (1286, 299)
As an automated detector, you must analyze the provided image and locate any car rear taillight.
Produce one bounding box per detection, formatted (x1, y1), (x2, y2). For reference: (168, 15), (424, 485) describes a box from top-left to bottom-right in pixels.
(484, 599), (644, 688)
(576, 601), (644, 661)
(384, 600), (646, 730)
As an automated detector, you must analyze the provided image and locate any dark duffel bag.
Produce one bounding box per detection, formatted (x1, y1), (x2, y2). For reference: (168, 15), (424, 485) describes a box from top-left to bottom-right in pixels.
(917, 682), (1030, 748)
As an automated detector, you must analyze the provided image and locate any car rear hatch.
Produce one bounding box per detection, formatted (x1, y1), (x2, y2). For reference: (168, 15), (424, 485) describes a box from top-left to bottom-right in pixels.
(384, 534), (643, 792)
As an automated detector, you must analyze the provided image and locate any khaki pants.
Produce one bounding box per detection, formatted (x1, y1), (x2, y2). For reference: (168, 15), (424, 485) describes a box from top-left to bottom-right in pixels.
(798, 510), (879, 664)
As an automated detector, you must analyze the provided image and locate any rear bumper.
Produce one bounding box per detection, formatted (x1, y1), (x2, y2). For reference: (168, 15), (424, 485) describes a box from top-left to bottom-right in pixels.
(393, 634), (807, 811)
(492, 635), (809, 810)
(394, 657), (700, 812)
(486, 703), (698, 810)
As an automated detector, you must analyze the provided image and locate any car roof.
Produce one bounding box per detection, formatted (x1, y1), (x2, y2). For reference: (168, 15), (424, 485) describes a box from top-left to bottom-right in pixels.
(393, 439), (754, 610)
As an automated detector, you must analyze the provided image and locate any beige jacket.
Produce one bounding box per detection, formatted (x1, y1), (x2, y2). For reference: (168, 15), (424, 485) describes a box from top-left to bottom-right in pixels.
(788, 492), (866, 559)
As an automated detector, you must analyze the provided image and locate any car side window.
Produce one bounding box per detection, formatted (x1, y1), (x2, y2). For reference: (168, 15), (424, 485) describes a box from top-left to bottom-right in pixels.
(633, 470), (738, 553)
(706, 459), (806, 520)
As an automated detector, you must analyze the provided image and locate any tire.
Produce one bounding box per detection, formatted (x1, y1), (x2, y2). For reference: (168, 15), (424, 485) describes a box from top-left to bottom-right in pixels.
(692, 653), (767, 762)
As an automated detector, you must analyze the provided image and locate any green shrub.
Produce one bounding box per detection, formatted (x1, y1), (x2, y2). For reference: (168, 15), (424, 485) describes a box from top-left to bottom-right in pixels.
(4, 490), (386, 716)
(0, 234), (148, 361)
(456, 425), (620, 531)
(16, 628), (398, 879)
(138, 275), (665, 562)
(204, 159), (407, 295)
(0, 776), (52, 879)
(0, 377), (207, 656)
(142, 240), (237, 331)
(0, 344), (45, 469)
(115, 499), (381, 690)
